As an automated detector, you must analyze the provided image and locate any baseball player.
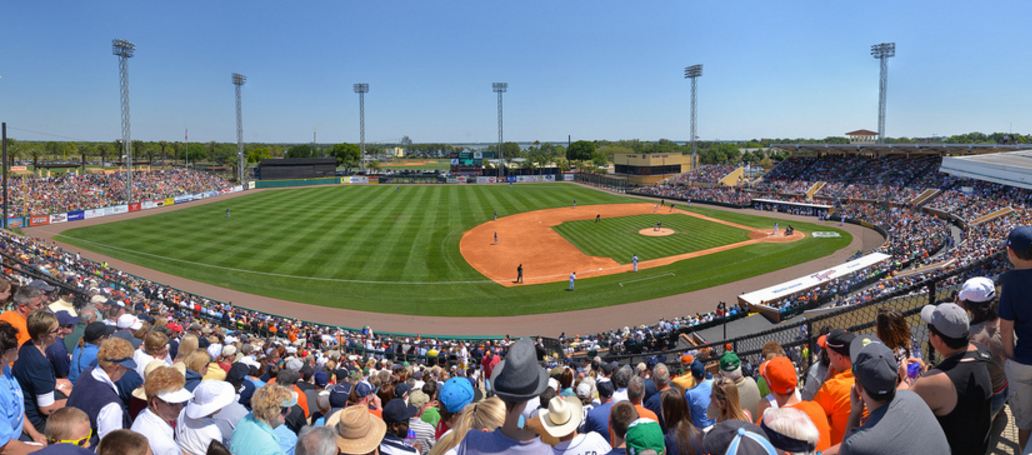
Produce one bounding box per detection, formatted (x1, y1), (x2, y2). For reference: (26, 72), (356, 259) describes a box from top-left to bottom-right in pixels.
(493, 209), (498, 221)
(573, 199), (577, 208)
(225, 208), (231, 220)
(632, 255), (639, 272)
(516, 264), (524, 284)
(595, 214), (601, 223)
(568, 272), (576, 291)
(493, 232), (499, 244)
(773, 222), (779, 235)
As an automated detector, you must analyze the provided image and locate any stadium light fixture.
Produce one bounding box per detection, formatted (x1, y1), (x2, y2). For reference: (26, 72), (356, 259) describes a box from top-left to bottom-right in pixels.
(112, 38), (135, 203)
(683, 65), (703, 171)
(871, 42), (895, 143)
(232, 73), (247, 184)
(492, 82), (508, 179)
(354, 83), (369, 171)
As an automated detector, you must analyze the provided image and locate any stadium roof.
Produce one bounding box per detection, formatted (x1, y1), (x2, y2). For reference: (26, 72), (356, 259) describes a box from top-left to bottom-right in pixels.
(940, 149), (1032, 190)
(770, 143), (1028, 156)
(845, 129), (878, 136)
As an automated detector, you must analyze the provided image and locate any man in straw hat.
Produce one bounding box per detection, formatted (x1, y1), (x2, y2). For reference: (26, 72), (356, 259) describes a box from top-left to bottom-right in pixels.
(457, 337), (550, 454)
(327, 404), (387, 455)
(539, 395), (611, 455)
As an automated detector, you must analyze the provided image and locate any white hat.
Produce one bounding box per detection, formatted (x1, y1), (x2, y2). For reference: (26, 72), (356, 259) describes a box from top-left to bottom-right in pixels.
(116, 314), (139, 330)
(958, 277), (996, 303)
(222, 345), (238, 358)
(185, 380), (236, 419)
(576, 381), (593, 399)
(157, 387), (193, 404)
(90, 295), (109, 305)
(537, 396), (584, 438)
(207, 344), (223, 359)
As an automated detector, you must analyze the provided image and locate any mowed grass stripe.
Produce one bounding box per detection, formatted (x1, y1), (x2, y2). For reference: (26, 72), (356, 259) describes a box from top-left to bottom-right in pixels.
(553, 214), (752, 263)
(57, 184), (851, 317)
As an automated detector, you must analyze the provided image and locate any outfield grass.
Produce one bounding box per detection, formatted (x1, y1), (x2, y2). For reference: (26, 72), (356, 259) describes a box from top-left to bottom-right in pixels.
(57, 184), (852, 317)
(553, 214), (751, 263)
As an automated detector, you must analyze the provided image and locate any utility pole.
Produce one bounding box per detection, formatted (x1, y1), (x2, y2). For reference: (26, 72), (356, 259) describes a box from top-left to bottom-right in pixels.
(871, 42), (895, 143)
(232, 73), (247, 184)
(353, 83), (369, 171)
(112, 39), (135, 202)
(492, 82), (507, 180)
(2, 122), (8, 228)
(683, 64), (703, 171)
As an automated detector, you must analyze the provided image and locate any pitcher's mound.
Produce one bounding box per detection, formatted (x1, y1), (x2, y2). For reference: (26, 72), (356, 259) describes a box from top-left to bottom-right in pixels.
(639, 227), (676, 237)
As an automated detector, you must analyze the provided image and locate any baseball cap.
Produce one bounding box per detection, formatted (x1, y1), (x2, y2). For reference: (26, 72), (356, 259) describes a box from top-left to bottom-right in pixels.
(1006, 226), (1032, 256)
(921, 303), (970, 339)
(761, 356), (797, 395)
(394, 383), (411, 398)
(596, 380), (615, 399)
(329, 383), (352, 408)
(824, 329), (855, 356)
(680, 353), (694, 365)
(625, 419), (666, 455)
(382, 398), (418, 424)
(55, 310), (79, 327)
(285, 358), (304, 372)
(575, 381), (593, 400)
(958, 277), (996, 304)
(703, 420), (777, 455)
(116, 314), (141, 330)
(354, 381), (375, 399)
(850, 335), (897, 399)
(84, 322), (115, 343)
(408, 390), (430, 408)
(439, 377), (474, 413)
(27, 279), (56, 292)
(720, 352), (741, 372)
(690, 360), (706, 378)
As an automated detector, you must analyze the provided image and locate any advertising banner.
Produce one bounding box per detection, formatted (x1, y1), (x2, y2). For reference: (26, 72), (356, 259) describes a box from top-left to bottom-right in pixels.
(739, 252), (891, 307)
(29, 215), (50, 226)
(6, 217), (25, 228)
(544, 175), (556, 182)
(562, 174), (575, 181)
(350, 176), (369, 185)
(164, 198), (175, 207)
(84, 208), (104, 219)
(232, 185), (243, 192)
(446, 178), (459, 184)
(49, 213), (68, 224)
(203, 191), (218, 199)
(10, 166), (27, 172)
(174, 195), (192, 204)
(142, 201), (159, 210)
(128, 203), (142, 212)
(476, 176), (496, 184)
(247, 181), (256, 190)
(67, 211), (85, 221)
(111, 204), (129, 215)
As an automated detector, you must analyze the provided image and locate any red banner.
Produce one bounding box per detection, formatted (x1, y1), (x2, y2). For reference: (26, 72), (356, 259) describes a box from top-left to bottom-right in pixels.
(128, 203), (142, 212)
(29, 215), (50, 226)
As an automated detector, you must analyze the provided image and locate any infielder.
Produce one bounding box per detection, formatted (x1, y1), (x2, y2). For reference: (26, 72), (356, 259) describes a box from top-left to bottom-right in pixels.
(632, 255), (639, 272)
(516, 264), (524, 284)
(568, 272), (576, 291)
(493, 231), (499, 244)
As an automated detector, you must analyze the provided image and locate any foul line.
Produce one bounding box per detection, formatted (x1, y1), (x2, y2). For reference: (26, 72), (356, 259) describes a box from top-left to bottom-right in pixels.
(56, 236), (498, 286)
(618, 272), (676, 288)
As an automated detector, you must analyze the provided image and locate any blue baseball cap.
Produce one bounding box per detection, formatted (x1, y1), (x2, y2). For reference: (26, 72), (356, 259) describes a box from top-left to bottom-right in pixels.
(354, 381), (375, 398)
(440, 377), (474, 413)
(1007, 226), (1032, 256)
(55, 311), (79, 327)
(690, 360), (706, 378)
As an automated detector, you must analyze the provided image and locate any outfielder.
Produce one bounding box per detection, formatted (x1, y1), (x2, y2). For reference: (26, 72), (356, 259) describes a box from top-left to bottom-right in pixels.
(632, 255), (639, 272)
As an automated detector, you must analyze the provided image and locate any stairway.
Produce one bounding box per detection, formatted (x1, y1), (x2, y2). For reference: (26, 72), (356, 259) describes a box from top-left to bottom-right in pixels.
(972, 207), (1015, 226)
(805, 182), (826, 201)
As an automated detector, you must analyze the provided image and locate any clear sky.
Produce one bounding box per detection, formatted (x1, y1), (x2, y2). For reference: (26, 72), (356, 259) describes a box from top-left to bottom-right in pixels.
(2, 1), (1030, 144)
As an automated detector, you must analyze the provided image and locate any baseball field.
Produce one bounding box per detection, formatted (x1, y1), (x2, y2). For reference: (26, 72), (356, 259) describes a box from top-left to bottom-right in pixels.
(55, 184), (851, 316)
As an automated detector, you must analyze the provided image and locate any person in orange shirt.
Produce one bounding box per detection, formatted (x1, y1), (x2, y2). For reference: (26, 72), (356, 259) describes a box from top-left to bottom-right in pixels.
(755, 356), (831, 452)
(0, 282), (50, 347)
(628, 376), (658, 421)
(813, 329), (856, 445)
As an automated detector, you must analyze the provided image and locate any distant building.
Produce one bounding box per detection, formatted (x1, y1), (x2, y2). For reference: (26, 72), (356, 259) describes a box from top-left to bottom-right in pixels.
(612, 152), (691, 185)
(846, 129), (879, 144)
(387, 146), (405, 158)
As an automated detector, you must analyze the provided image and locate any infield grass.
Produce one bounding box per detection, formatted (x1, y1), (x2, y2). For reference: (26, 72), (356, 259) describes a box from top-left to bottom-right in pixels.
(56, 184), (851, 319)
(553, 214), (751, 263)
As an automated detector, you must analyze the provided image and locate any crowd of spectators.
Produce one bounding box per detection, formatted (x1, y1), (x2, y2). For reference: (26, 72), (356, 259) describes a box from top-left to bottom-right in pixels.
(662, 165), (737, 186)
(928, 179), (1032, 222)
(5, 169), (232, 216)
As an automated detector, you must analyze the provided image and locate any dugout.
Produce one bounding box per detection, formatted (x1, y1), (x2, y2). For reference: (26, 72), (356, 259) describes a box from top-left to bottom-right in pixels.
(612, 152), (691, 185)
(257, 158), (337, 180)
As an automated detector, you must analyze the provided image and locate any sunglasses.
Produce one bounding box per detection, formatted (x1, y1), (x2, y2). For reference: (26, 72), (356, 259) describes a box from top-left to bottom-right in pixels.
(50, 429), (92, 447)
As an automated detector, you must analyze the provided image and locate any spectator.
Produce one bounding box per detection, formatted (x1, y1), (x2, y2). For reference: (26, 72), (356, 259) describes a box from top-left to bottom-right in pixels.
(839, 335), (949, 455)
(0, 282), (50, 346)
(611, 366), (632, 403)
(800, 332), (830, 401)
(177, 380), (237, 455)
(906, 303), (992, 454)
(627, 376), (658, 422)
(702, 420), (776, 455)
(582, 381), (616, 441)
(718, 352), (762, 419)
(1000, 226), (1032, 450)
(230, 383), (296, 455)
(456, 338), (550, 454)
(710, 377), (751, 424)
(327, 405), (386, 455)
(69, 322), (113, 384)
(428, 397), (504, 455)
(184, 351), (210, 392)
(66, 337), (137, 446)
(113, 315), (143, 349)
(45, 311), (78, 380)
(133, 330), (171, 379)
(1, 320), (48, 452)
(295, 425), (337, 455)
(62, 305), (96, 356)
(14, 309), (69, 435)
(622, 418), (665, 455)
(538, 396), (611, 455)
(436, 378), (474, 439)
(407, 390), (438, 455)
(812, 329), (855, 445)
(130, 365), (192, 455)
(604, 402), (638, 455)
(754, 356), (830, 453)
(37, 407), (93, 454)
(381, 398), (420, 455)
(684, 360), (714, 430)
(759, 407), (818, 455)
(96, 429), (151, 455)
(643, 363), (670, 427)
(659, 388), (701, 455)
(874, 308), (912, 372)
(957, 276), (1008, 419)
(670, 355), (696, 392)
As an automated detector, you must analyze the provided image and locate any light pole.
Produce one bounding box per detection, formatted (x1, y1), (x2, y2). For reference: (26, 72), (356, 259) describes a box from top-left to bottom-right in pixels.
(112, 39), (135, 203)
(492, 82), (507, 180)
(353, 83), (369, 171)
(232, 73), (246, 184)
(871, 42), (895, 143)
(717, 301), (728, 340)
(683, 65), (703, 172)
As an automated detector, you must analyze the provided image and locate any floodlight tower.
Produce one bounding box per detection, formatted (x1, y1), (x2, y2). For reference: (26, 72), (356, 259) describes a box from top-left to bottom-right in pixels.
(232, 73), (246, 184)
(871, 42), (895, 143)
(353, 83), (369, 171)
(112, 39), (135, 202)
(684, 64), (703, 170)
(492, 82), (507, 179)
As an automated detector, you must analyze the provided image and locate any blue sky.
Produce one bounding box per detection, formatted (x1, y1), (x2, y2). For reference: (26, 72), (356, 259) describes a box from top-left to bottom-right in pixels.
(2, 1), (1030, 143)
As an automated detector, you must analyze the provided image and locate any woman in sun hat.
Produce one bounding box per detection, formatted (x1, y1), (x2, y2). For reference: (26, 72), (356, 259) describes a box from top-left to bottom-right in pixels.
(176, 380), (237, 455)
(130, 366), (193, 455)
(325, 404), (387, 455)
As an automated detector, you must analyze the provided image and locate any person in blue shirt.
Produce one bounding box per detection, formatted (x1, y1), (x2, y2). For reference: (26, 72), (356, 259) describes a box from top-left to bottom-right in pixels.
(1001, 226), (1032, 450)
(47, 311), (79, 379)
(70, 322), (113, 384)
(684, 360), (715, 430)
(1, 320), (49, 452)
(582, 381), (615, 439)
(14, 310), (70, 435)
(230, 383), (296, 455)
